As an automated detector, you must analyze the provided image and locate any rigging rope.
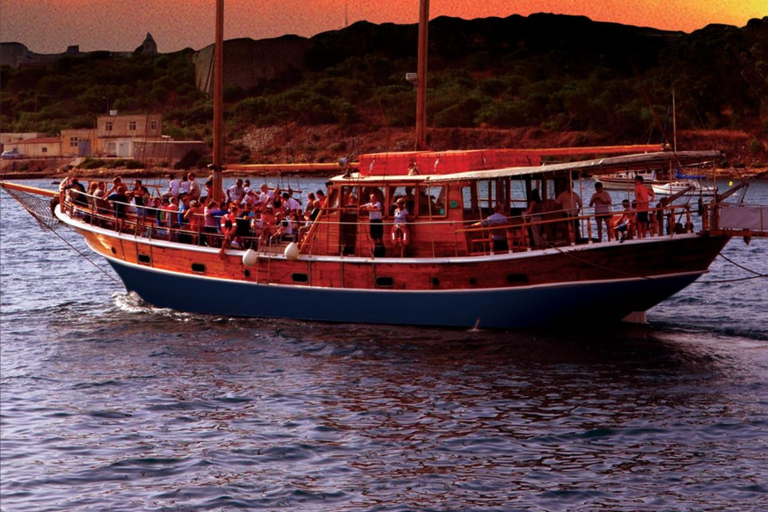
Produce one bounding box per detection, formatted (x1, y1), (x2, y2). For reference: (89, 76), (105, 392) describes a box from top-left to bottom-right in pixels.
(3, 188), (121, 284)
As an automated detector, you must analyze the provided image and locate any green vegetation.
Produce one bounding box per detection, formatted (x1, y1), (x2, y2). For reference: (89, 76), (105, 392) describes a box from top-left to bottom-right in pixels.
(1, 15), (766, 149)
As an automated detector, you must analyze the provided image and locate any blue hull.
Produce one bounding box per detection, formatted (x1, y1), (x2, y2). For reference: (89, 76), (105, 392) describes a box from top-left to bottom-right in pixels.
(106, 258), (702, 328)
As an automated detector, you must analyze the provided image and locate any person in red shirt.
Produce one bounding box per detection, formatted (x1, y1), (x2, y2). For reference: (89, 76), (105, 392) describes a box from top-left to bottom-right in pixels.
(634, 176), (656, 238)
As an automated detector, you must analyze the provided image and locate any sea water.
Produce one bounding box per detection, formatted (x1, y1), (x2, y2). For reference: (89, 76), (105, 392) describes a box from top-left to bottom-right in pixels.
(1, 178), (766, 511)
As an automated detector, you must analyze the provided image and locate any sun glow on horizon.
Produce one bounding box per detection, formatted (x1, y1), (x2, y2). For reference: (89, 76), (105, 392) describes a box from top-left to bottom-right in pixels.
(1, 0), (765, 54)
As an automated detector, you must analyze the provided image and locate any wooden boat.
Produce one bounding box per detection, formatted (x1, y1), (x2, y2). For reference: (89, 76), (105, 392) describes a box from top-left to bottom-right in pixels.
(2, 0), (766, 329)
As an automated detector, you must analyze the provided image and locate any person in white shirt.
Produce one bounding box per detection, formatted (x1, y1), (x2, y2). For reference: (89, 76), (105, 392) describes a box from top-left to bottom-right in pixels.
(360, 193), (384, 245)
(180, 174), (191, 195)
(165, 174), (180, 198)
(281, 192), (302, 215)
(227, 179), (245, 204)
(258, 183), (274, 209)
(187, 172), (201, 200)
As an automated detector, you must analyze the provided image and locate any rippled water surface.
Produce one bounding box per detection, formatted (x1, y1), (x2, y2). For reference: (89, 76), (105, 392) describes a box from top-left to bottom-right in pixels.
(1, 179), (767, 511)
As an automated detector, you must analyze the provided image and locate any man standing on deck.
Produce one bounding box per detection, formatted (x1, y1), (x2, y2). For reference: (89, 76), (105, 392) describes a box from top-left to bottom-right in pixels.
(634, 175), (655, 238)
(556, 181), (582, 243)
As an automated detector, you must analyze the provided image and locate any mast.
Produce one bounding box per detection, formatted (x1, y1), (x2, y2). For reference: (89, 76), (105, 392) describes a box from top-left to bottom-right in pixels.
(415, 0), (429, 150)
(672, 89), (677, 153)
(212, 0), (225, 202)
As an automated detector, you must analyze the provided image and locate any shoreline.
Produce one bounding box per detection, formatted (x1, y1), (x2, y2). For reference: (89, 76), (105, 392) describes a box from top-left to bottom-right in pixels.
(2, 167), (766, 182)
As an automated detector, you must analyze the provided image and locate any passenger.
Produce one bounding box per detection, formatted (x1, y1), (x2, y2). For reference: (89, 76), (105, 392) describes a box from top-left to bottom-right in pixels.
(227, 179), (245, 205)
(391, 198), (412, 254)
(298, 199), (322, 243)
(614, 199), (636, 242)
(589, 182), (613, 242)
(184, 200), (206, 245)
(164, 173), (181, 198)
(63, 178), (88, 212)
(244, 189), (259, 207)
(250, 212), (265, 239)
(104, 176), (123, 198)
(107, 185), (130, 231)
(281, 192), (302, 216)
(156, 197), (171, 228)
(179, 174), (191, 195)
(276, 213), (298, 241)
(162, 196), (180, 230)
(177, 193), (191, 229)
(316, 189), (326, 206)
(236, 207), (252, 248)
(203, 178), (214, 201)
(93, 181), (109, 222)
(243, 179), (252, 195)
(634, 175), (655, 238)
(473, 203), (509, 253)
(187, 172), (201, 200)
(130, 179), (151, 220)
(526, 188), (545, 246)
(304, 193), (316, 217)
(360, 193), (384, 246)
(260, 205), (278, 241)
(555, 181), (582, 243)
(259, 183), (274, 209)
(219, 204), (240, 254)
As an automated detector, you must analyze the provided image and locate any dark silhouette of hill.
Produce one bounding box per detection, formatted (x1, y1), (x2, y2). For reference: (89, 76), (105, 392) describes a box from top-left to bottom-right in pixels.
(1, 13), (766, 166)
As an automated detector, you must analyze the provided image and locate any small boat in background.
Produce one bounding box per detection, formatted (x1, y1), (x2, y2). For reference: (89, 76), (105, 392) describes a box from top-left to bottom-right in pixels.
(652, 180), (716, 196)
(594, 170), (665, 190)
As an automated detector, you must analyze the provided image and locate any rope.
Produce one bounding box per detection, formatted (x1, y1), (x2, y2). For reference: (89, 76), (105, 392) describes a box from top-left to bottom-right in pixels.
(695, 252), (768, 284)
(47, 226), (122, 284)
(4, 187), (121, 284)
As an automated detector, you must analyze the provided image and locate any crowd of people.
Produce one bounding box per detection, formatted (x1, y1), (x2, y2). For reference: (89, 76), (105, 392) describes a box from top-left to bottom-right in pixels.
(62, 173), (327, 251)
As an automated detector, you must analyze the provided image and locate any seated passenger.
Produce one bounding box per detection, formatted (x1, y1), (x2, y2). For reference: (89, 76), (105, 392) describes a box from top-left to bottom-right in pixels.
(613, 199), (636, 242)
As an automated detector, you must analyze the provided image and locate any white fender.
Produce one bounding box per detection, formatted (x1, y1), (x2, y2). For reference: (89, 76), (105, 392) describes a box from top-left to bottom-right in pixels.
(284, 242), (300, 260)
(242, 249), (259, 267)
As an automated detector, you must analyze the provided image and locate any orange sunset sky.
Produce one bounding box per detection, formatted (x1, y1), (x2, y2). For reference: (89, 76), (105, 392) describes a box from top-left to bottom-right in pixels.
(1, 0), (765, 54)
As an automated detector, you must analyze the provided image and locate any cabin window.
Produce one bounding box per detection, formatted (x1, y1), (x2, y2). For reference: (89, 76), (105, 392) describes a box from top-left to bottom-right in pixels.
(291, 273), (309, 283)
(387, 185), (416, 216)
(417, 185), (447, 217)
(192, 263), (206, 273)
(462, 186), (478, 216)
(137, 254), (151, 264)
(336, 186), (359, 209)
(375, 276), (394, 288)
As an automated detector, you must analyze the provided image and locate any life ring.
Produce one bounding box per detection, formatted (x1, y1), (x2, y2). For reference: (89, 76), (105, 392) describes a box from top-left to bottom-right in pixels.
(220, 213), (237, 237)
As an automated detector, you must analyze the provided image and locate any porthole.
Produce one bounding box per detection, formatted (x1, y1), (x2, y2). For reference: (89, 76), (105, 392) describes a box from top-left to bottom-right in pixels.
(192, 263), (206, 273)
(291, 273), (309, 283)
(137, 254), (151, 264)
(469, 278), (477, 285)
(244, 269), (251, 278)
(375, 276), (394, 288)
(111, 247), (117, 254)
(432, 277), (440, 288)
